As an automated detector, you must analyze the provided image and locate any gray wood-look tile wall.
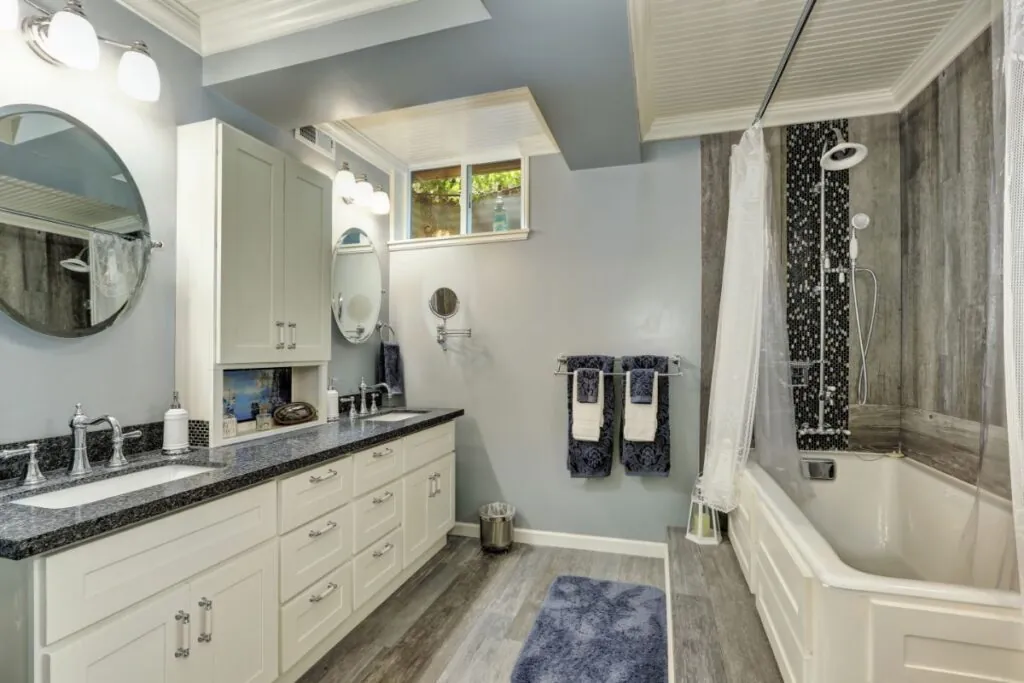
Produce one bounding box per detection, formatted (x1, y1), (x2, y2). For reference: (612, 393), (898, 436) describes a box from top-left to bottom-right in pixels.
(699, 28), (1007, 497)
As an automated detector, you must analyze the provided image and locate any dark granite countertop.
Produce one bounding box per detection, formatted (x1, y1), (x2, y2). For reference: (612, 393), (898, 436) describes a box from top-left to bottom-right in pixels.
(0, 408), (463, 560)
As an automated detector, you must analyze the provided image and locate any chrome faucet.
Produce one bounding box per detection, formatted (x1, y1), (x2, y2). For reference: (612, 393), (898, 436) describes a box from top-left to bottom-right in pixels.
(358, 378), (392, 416)
(69, 404), (142, 475)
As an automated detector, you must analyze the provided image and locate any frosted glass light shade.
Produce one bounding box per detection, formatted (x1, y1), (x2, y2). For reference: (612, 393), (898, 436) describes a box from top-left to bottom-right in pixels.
(47, 7), (99, 70)
(118, 45), (161, 102)
(335, 164), (356, 199)
(370, 187), (390, 215)
(0, 0), (18, 31)
(353, 175), (373, 206)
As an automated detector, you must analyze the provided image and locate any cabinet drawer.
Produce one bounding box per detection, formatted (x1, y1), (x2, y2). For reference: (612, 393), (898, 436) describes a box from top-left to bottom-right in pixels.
(353, 482), (403, 554)
(280, 562), (353, 672)
(403, 423), (455, 474)
(44, 482), (276, 645)
(279, 457), (353, 532)
(352, 440), (403, 497)
(280, 504), (353, 601)
(353, 527), (403, 610)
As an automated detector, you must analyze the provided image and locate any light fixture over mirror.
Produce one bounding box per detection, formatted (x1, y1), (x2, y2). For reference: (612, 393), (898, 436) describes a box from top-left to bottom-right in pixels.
(335, 162), (356, 200)
(8, 0), (162, 101)
(370, 185), (391, 216)
(353, 174), (374, 207)
(334, 162), (389, 215)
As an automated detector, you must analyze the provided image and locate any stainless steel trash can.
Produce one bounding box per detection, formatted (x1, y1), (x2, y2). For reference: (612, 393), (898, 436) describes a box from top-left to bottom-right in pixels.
(479, 502), (515, 552)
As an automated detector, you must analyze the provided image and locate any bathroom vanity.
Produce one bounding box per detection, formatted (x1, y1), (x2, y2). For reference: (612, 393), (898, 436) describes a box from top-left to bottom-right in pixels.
(0, 411), (461, 683)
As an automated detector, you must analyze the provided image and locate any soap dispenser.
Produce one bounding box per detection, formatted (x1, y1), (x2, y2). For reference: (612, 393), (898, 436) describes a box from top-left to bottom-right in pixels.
(162, 391), (190, 455)
(326, 378), (340, 423)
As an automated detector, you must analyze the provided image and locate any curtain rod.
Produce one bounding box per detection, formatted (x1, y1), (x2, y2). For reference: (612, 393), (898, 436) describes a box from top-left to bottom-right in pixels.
(752, 0), (819, 126)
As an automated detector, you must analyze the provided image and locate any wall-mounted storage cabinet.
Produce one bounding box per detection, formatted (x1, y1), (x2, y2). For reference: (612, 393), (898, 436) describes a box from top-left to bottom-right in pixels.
(176, 120), (332, 447)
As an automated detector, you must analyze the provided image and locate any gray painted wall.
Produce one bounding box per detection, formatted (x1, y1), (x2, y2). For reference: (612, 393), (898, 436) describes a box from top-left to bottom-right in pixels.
(0, 2), (387, 442)
(389, 141), (702, 541)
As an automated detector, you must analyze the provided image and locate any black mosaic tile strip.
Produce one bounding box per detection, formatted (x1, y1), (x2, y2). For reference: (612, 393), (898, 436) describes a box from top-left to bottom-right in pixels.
(0, 421), (164, 483)
(0, 408), (463, 560)
(188, 420), (210, 448)
(785, 120), (851, 451)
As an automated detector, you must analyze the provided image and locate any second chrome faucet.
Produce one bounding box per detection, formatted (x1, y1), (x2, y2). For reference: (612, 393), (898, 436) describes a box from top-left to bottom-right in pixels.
(69, 403), (142, 475)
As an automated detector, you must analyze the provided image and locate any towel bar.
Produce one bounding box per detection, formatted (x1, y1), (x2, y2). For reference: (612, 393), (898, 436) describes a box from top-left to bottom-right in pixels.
(553, 355), (687, 377)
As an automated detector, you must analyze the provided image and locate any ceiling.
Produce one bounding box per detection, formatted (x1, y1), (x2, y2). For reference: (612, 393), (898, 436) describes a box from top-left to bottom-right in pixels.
(633, 0), (993, 139)
(115, 0), (422, 54)
(336, 89), (558, 168)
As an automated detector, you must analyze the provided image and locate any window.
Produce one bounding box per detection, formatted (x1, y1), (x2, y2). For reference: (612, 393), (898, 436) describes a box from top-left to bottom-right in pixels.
(406, 159), (526, 242)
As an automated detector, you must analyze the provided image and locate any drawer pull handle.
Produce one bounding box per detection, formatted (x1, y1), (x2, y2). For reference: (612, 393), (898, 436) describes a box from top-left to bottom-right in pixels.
(309, 468), (338, 484)
(308, 520), (338, 538)
(174, 610), (191, 658)
(198, 598), (213, 643)
(373, 542), (394, 558)
(309, 582), (338, 603)
(276, 321), (285, 350)
(372, 491), (394, 505)
(372, 447), (394, 459)
(288, 322), (297, 350)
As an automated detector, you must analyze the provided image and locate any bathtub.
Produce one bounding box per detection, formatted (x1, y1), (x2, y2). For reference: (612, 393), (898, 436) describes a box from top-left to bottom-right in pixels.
(730, 453), (1023, 683)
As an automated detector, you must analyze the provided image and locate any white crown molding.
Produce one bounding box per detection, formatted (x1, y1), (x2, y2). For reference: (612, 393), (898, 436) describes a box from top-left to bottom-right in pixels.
(890, 0), (994, 110)
(114, 0), (201, 54)
(645, 89), (897, 140)
(319, 121), (408, 175)
(450, 522), (668, 559)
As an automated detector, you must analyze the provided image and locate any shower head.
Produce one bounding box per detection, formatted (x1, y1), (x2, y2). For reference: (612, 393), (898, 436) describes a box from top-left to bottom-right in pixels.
(851, 213), (871, 230)
(60, 247), (89, 273)
(821, 127), (869, 171)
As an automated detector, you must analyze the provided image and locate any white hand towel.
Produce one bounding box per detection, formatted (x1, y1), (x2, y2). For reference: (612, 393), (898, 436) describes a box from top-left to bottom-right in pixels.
(624, 371), (658, 442)
(571, 370), (604, 442)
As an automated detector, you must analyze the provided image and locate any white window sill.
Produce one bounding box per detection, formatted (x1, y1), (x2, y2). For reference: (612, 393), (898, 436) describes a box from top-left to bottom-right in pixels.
(388, 229), (530, 252)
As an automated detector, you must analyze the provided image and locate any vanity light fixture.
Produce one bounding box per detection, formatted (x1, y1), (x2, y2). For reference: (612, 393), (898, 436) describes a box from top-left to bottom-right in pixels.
(10, 0), (162, 101)
(353, 174), (374, 207)
(370, 185), (391, 215)
(335, 162), (357, 202)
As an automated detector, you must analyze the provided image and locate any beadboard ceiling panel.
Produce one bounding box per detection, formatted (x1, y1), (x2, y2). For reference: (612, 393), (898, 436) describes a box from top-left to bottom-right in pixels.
(116, 0), (422, 54)
(339, 88), (559, 168)
(634, 0), (992, 140)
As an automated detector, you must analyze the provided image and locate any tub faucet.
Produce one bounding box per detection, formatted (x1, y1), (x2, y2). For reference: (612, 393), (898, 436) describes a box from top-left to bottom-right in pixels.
(69, 404), (142, 475)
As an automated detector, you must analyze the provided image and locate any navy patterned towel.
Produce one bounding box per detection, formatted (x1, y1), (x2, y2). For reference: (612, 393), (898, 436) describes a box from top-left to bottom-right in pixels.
(566, 355), (615, 478)
(620, 356), (670, 476)
(629, 369), (655, 404)
(575, 369), (600, 404)
(376, 341), (404, 396)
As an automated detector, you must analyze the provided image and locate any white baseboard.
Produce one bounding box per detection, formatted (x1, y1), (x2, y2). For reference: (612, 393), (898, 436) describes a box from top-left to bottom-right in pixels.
(451, 522), (667, 559)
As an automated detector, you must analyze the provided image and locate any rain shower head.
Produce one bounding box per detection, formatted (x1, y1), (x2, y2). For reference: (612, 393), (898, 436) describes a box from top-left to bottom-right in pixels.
(821, 127), (868, 171)
(60, 247), (89, 273)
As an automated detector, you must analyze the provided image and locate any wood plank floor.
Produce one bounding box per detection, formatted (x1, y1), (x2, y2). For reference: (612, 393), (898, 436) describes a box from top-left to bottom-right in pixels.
(668, 527), (782, 683)
(297, 537), (666, 683)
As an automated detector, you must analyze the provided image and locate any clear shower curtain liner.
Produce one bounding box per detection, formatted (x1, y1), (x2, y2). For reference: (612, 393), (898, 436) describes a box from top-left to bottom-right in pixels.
(696, 125), (809, 512)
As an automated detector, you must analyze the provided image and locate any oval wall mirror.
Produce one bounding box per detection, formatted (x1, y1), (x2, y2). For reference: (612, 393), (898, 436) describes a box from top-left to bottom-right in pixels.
(429, 287), (460, 319)
(332, 227), (383, 344)
(0, 106), (151, 337)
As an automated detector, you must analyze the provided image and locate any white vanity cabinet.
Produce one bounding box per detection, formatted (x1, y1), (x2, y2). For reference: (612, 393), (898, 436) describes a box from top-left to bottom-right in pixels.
(178, 120), (331, 366)
(9, 422), (457, 683)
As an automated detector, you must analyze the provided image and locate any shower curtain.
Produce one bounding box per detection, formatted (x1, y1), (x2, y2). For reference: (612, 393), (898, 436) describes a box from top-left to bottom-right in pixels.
(997, 0), (1024, 594)
(697, 125), (807, 512)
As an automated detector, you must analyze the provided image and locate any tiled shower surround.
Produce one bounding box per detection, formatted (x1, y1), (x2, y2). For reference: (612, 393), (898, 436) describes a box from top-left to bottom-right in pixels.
(786, 120), (851, 451)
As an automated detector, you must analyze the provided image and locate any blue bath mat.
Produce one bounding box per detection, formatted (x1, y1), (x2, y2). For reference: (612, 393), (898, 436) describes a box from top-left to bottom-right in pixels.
(511, 575), (668, 683)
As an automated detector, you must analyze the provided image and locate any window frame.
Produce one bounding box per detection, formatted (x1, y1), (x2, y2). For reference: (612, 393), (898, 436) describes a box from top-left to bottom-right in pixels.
(393, 155), (530, 250)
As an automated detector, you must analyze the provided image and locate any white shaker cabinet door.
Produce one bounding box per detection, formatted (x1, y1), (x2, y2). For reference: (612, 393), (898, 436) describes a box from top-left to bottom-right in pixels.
(187, 542), (279, 683)
(217, 124), (286, 365)
(282, 157), (331, 362)
(47, 585), (191, 683)
(402, 464), (433, 569)
(427, 454), (456, 541)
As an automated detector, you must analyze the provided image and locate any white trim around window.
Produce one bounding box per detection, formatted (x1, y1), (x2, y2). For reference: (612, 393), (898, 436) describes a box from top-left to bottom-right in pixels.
(390, 156), (531, 251)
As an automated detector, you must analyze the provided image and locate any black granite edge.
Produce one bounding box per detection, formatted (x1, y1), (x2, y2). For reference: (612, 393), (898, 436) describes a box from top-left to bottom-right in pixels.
(0, 409), (463, 560)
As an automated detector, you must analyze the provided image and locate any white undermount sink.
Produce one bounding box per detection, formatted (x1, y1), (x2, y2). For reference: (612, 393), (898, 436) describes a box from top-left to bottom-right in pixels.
(12, 465), (216, 509)
(364, 411), (425, 423)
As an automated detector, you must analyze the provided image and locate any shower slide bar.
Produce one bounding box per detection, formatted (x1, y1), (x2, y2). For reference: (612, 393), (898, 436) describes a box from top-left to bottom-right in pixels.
(553, 355), (686, 377)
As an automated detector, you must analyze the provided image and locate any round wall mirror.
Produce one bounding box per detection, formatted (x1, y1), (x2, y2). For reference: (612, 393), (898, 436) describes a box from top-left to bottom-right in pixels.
(429, 287), (460, 319)
(332, 227), (383, 344)
(0, 106), (150, 337)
